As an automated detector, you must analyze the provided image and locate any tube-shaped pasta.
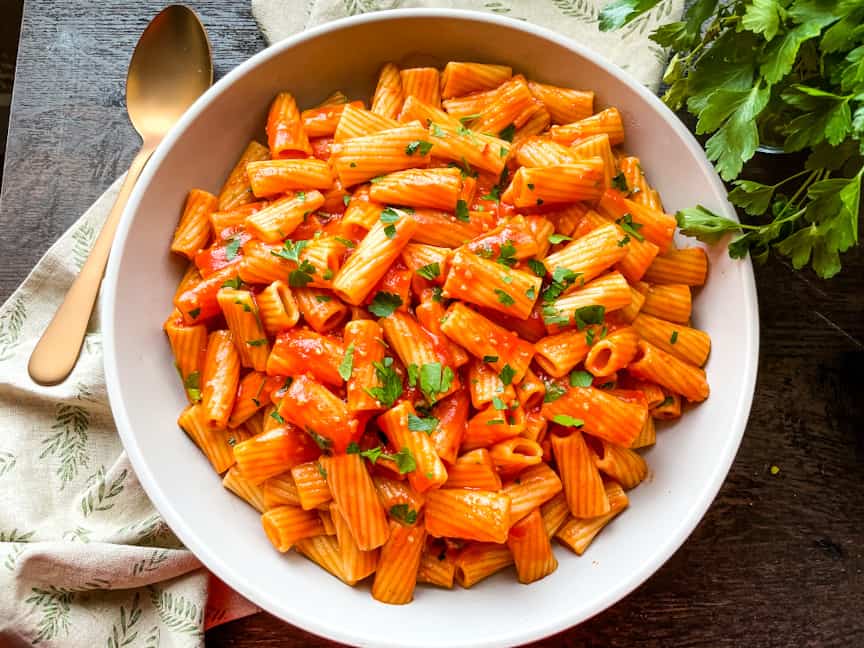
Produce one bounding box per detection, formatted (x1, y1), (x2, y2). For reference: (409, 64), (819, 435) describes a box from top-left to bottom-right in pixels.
(502, 159), (605, 207)
(400, 67), (441, 108)
(430, 389), (469, 464)
(171, 189), (217, 258)
(266, 92), (312, 158)
(291, 460), (332, 510)
(501, 463), (563, 525)
(377, 401), (449, 493)
(445, 448), (502, 491)
(546, 271), (632, 332)
(245, 191), (326, 242)
(515, 136), (579, 167)
(556, 481), (628, 554)
(548, 107), (625, 146)
(201, 330), (240, 428)
(455, 542), (514, 587)
(344, 319), (386, 412)
(619, 285), (647, 323)
(490, 438), (543, 478)
(630, 415), (656, 449)
(441, 62), (512, 98)
(334, 103), (400, 142)
(164, 319), (207, 400)
(584, 326), (639, 376)
(442, 87), (498, 119)
(444, 249), (541, 320)
(527, 81), (594, 124)
(533, 329), (592, 377)
(331, 123), (431, 186)
(594, 440), (648, 489)
(471, 75), (538, 135)
(233, 425), (320, 485)
(301, 100), (363, 137)
(261, 472), (301, 508)
(267, 329), (345, 387)
(641, 284), (692, 323)
(571, 134), (617, 188)
(228, 371), (269, 427)
(300, 236), (344, 289)
(541, 384), (647, 447)
(371, 521), (426, 605)
(369, 167), (463, 211)
(416, 298), (469, 367)
(246, 160), (333, 198)
(551, 430), (609, 518)
(321, 453), (390, 551)
(540, 492), (570, 537)
(177, 404), (237, 474)
(632, 313), (711, 367)
(371, 62), (404, 119)
(278, 374), (357, 453)
(332, 216), (419, 305)
(507, 508), (558, 583)
(330, 503), (379, 585)
(517, 368), (546, 410)
(295, 535), (346, 582)
(643, 247), (708, 286)
(294, 288), (348, 334)
(467, 359), (516, 409)
(417, 539), (457, 588)
(256, 280), (300, 335)
(513, 105), (551, 143)
(652, 390), (682, 420)
(440, 303), (535, 384)
(210, 202), (267, 241)
(619, 155), (663, 210)
(408, 208), (484, 247)
(261, 505), (324, 552)
(175, 265), (240, 324)
(425, 488), (512, 543)
(236, 241), (290, 285)
(222, 466), (268, 512)
(628, 340), (709, 402)
(402, 244), (450, 284)
(462, 402), (526, 451)
(373, 474), (426, 514)
(398, 94), (460, 129)
(521, 410), (548, 446)
(425, 120), (511, 175)
(543, 224), (629, 283)
(467, 216), (541, 260)
(342, 185), (384, 231)
(218, 140), (270, 211)
(216, 288), (270, 371)
(597, 190), (677, 253)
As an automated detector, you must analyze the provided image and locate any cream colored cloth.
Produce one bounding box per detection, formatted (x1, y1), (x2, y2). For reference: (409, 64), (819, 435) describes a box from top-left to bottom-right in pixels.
(0, 2), (683, 645)
(252, 0), (685, 91)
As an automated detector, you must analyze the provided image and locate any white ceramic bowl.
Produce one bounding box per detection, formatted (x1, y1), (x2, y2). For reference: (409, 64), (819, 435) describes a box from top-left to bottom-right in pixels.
(103, 9), (759, 647)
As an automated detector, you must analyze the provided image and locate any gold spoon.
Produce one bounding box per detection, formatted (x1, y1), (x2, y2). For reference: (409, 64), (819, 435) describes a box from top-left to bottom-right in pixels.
(28, 5), (212, 386)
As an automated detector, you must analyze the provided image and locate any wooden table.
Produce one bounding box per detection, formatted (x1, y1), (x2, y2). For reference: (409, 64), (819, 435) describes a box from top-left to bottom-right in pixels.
(2, 2), (862, 646)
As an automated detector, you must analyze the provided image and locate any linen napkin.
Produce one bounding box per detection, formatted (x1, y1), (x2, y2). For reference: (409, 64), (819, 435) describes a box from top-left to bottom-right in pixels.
(0, 1), (684, 645)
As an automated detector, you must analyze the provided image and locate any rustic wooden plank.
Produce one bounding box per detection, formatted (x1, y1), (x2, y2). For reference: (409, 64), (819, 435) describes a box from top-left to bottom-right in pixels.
(3, 3), (863, 647)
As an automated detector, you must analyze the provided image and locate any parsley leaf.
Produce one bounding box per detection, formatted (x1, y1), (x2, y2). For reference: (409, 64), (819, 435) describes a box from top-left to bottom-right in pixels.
(491, 396), (507, 410)
(406, 140), (434, 156)
(548, 233), (572, 244)
(289, 260), (316, 287)
(552, 414), (584, 428)
(368, 291), (403, 317)
(527, 259), (547, 277)
(272, 239), (308, 263)
(338, 343), (355, 381)
(499, 364), (516, 386)
(494, 289), (515, 306)
(419, 362), (454, 402)
(364, 357), (403, 407)
(306, 428), (333, 452)
(407, 414), (438, 434)
(455, 200), (470, 223)
(569, 370), (593, 387)
(543, 382), (567, 403)
(221, 276), (242, 289)
(246, 338), (267, 347)
(416, 262), (441, 280)
(575, 305), (605, 330)
(390, 503), (418, 525)
(611, 172), (630, 193)
(616, 213), (645, 241)
(483, 355), (498, 363)
(670, 331), (679, 344)
(183, 371), (201, 402)
(270, 410), (285, 424)
(498, 123), (516, 142)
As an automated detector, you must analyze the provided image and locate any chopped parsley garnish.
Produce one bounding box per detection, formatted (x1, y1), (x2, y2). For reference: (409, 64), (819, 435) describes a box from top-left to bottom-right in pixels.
(541, 267), (581, 304)
(416, 262), (441, 280)
(370, 175), (385, 183)
(364, 357), (403, 407)
(618, 235), (631, 247)
(430, 122), (447, 138)
(455, 200), (470, 223)
(347, 441), (361, 454)
(407, 414), (438, 434)
(338, 343), (355, 381)
(270, 410), (285, 424)
(221, 276), (242, 289)
(499, 123), (516, 141)
(670, 331), (679, 344)
(187, 308), (201, 320)
(494, 289), (515, 306)
(406, 140), (434, 156)
(611, 172), (629, 193)
(246, 338), (267, 347)
(525, 286), (536, 300)
(552, 414), (584, 428)
(616, 213), (645, 242)
(658, 396), (675, 408)
(306, 428), (333, 452)
(527, 259), (547, 277)
(343, 194), (351, 207)
(322, 268), (334, 281)
(359, 446), (416, 474)
(272, 239), (308, 263)
(431, 286), (444, 302)
(315, 294), (332, 303)
(486, 418), (506, 425)
(368, 291), (403, 317)
(527, 183), (535, 190)
(183, 371), (201, 402)
(499, 364), (516, 386)
(569, 370), (593, 388)
(316, 461), (327, 479)
(334, 236), (356, 248)
(289, 260), (316, 287)
(575, 305), (606, 330)
(497, 241), (517, 267)
(548, 233), (572, 244)
(225, 237), (243, 261)
(543, 382), (567, 403)
(419, 362), (454, 402)
(390, 504), (418, 525)
(492, 396), (507, 410)
(483, 355), (498, 363)
(296, 191), (306, 202)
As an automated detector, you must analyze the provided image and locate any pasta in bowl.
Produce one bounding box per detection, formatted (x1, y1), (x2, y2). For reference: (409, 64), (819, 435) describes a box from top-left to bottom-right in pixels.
(104, 10), (757, 647)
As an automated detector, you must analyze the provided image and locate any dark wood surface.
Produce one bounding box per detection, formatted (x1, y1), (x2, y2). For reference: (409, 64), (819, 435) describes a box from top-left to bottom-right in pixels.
(2, 2), (862, 646)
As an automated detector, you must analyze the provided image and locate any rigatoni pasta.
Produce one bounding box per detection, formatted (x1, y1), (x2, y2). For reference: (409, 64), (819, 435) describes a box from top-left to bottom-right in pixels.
(163, 58), (715, 603)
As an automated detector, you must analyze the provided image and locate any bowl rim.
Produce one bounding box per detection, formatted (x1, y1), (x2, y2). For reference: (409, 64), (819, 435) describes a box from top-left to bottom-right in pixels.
(102, 8), (759, 647)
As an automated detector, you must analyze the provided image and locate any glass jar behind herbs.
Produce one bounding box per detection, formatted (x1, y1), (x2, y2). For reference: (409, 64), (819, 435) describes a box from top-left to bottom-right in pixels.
(601, 0), (863, 279)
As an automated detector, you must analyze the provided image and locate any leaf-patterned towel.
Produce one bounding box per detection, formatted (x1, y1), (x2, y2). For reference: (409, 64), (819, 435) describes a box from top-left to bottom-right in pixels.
(0, 2), (683, 645)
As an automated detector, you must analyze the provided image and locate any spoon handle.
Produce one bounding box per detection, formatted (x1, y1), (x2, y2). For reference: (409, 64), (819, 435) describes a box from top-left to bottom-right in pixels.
(28, 146), (154, 386)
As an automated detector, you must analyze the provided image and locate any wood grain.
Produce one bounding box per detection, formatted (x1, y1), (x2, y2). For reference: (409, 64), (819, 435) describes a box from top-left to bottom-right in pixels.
(2, 3), (863, 647)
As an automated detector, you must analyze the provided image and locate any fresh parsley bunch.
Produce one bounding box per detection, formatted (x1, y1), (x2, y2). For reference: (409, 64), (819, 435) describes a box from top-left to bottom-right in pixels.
(600, 0), (863, 278)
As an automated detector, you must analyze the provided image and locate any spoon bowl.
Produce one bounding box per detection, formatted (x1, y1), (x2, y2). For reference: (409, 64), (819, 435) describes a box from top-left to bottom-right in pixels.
(28, 5), (212, 386)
